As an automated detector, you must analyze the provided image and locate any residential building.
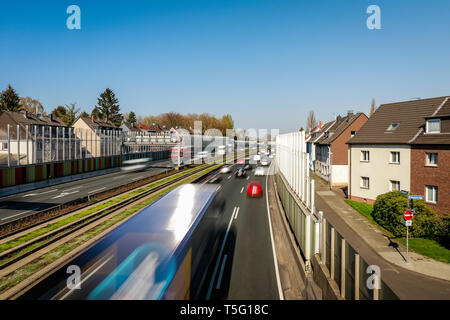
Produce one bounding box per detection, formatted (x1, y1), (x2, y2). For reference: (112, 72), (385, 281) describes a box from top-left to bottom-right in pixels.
(72, 116), (122, 157)
(314, 111), (368, 186)
(348, 96), (449, 214)
(0, 110), (69, 165)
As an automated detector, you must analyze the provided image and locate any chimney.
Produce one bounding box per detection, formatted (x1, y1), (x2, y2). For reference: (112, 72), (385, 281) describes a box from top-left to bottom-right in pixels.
(91, 114), (95, 121)
(50, 113), (54, 122)
(21, 110), (28, 118)
(105, 117), (108, 123)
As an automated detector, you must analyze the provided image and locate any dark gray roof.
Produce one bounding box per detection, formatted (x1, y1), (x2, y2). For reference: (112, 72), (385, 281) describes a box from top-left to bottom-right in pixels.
(348, 96), (449, 145)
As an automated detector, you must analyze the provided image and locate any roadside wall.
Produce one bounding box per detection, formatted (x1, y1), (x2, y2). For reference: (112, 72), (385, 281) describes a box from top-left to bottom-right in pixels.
(276, 172), (398, 300)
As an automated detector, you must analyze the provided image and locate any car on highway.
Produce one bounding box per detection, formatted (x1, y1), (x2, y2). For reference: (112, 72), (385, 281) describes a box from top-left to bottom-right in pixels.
(206, 171), (221, 183)
(234, 166), (247, 178)
(254, 166), (265, 176)
(243, 162), (253, 170)
(220, 164), (233, 174)
(260, 158), (270, 166)
(121, 158), (152, 172)
(247, 181), (263, 197)
(197, 151), (209, 159)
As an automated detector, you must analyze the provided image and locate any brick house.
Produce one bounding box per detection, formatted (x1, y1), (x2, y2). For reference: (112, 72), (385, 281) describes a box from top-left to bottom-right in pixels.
(314, 111), (368, 186)
(348, 96), (449, 215)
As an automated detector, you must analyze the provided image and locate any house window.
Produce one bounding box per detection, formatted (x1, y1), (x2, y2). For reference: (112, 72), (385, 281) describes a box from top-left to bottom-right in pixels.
(361, 150), (370, 162)
(1, 143), (7, 151)
(390, 180), (400, 191)
(426, 152), (438, 167)
(426, 185), (438, 204)
(351, 130), (356, 138)
(390, 151), (400, 164)
(386, 122), (400, 132)
(361, 177), (370, 189)
(426, 119), (441, 133)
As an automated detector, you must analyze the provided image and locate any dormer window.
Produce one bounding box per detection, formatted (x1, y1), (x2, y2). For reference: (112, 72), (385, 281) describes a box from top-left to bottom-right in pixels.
(385, 122), (399, 132)
(426, 119), (440, 133)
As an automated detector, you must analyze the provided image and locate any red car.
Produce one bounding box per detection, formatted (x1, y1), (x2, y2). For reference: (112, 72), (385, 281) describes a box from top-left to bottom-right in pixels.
(247, 181), (263, 197)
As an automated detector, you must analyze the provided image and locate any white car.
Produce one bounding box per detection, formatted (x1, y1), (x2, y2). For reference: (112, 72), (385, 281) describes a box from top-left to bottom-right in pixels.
(255, 167), (265, 176)
(260, 158), (270, 166)
(220, 165), (232, 174)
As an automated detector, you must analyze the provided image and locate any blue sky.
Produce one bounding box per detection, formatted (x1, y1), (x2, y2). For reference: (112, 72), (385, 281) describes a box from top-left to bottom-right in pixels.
(1, 0), (449, 133)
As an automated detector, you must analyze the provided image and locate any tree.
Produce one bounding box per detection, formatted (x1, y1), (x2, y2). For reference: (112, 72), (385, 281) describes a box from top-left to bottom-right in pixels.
(80, 111), (90, 118)
(369, 98), (377, 117)
(19, 97), (44, 115)
(127, 111), (137, 124)
(94, 88), (123, 126)
(221, 114), (234, 130)
(0, 85), (21, 112)
(306, 110), (317, 133)
(51, 103), (80, 126)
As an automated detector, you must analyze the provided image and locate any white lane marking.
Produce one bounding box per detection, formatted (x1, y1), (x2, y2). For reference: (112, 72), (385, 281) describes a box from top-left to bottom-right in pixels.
(60, 256), (113, 300)
(132, 176), (144, 181)
(22, 189), (58, 197)
(51, 190), (80, 199)
(246, 176), (250, 180)
(89, 187), (106, 194)
(1, 207), (40, 221)
(63, 186), (82, 192)
(234, 207), (240, 220)
(240, 187), (244, 194)
(227, 175), (232, 180)
(216, 254), (228, 290)
(206, 207), (236, 300)
(265, 163), (284, 300)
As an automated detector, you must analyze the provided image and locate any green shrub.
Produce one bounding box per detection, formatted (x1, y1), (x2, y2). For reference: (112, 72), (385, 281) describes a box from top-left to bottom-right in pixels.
(437, 214), (450, 248)
(372, 191), (439, 238)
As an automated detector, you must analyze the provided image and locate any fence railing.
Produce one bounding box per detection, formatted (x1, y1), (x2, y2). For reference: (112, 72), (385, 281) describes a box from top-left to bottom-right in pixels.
(0, 124), (174, 168)
(275, 132), (398, 300)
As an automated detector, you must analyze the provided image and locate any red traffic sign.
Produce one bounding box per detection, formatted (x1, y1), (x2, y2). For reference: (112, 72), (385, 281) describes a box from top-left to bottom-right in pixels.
(404, 210), (414, 221)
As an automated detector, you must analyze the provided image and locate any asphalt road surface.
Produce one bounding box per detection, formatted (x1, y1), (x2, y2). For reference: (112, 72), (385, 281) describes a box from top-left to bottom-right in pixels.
(19, 162), (281, 300)
(0, 159), (175, 224)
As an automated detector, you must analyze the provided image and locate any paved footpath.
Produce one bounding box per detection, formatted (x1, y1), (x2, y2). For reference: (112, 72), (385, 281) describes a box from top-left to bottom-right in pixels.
(312, 175), (450, 299)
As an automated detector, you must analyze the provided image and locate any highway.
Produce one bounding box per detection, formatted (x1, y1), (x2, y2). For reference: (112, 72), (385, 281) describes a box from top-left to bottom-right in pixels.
(0, 159), (176, 224)
(19, 161), (281, 300)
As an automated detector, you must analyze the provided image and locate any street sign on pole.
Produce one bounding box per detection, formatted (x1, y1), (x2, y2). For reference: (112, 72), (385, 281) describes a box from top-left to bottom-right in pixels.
(404, 210), (414, 221)
(408, 195), (424, 200)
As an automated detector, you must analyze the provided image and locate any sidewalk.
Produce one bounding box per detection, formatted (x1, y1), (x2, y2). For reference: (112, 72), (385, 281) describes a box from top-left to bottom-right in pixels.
(312, 175), (450, 299)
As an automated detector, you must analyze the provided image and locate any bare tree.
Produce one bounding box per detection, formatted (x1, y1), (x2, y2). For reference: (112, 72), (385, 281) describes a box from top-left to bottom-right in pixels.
(306, 110), (317, 133)
(370, 98), (377, 117)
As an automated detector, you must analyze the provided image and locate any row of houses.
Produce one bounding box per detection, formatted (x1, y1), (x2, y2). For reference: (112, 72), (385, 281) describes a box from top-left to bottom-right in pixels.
(306, 96), (449, 215)
(0, 111), (174, 165)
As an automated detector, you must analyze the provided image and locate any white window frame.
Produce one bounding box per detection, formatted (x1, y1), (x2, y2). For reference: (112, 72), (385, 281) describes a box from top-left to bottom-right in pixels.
(390, 151), (400, 164)
(361, 176), (370, 189)
(426, 119), (441, 133)
(390, 180), (400, 191)
(361, 150), (370, 162)
(425, 185), (438, 204)
(425, 152), (438, 167)
(1, 142), (7, 151)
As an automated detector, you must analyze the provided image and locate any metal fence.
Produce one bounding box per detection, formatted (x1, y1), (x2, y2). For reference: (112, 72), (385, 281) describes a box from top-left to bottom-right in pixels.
(275, 131), (398, 300)
(0, 124), (174, 168)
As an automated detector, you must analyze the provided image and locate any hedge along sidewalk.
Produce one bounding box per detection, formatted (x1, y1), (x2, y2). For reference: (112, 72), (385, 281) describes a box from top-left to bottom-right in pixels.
(312, 175), (450, 282)
(0, 163), (223, 298)
(0, 163), (212, 254)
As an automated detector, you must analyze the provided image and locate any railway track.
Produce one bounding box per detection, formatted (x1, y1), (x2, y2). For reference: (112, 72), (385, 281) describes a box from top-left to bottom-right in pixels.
(0, 163), (221, 281)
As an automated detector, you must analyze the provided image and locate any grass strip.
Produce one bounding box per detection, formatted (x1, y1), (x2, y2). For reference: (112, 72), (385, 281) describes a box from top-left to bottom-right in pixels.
(0, 164), (211, 253)
(395, 237), (450, 264)
(0, 164), (221, 295)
